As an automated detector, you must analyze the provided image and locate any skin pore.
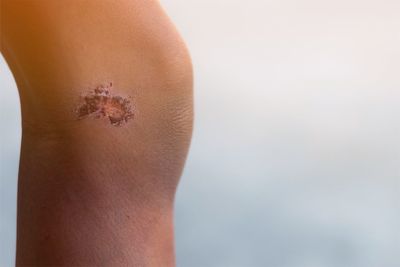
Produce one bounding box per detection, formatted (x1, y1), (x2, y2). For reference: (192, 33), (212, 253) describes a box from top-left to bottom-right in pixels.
(1, 0), (193, 266)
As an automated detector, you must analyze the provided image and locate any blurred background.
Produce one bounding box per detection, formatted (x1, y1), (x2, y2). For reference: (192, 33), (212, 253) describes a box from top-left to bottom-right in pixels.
(1, 0), (400, 266)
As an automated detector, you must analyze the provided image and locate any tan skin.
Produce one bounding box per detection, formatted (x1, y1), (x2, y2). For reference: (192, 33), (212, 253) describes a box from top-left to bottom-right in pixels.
(1, 0), (193, 266)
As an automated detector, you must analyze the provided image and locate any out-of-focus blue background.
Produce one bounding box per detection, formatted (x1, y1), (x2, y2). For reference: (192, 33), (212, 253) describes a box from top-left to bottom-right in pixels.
(1, 1), (400, 266)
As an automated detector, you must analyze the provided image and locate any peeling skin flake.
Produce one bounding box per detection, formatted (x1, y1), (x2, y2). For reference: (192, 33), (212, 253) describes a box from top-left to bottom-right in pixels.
(75, 82), (134, 126)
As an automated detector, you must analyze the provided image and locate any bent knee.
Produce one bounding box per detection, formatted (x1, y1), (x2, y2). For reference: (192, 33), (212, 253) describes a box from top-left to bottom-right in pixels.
(2, 0), (193, 136)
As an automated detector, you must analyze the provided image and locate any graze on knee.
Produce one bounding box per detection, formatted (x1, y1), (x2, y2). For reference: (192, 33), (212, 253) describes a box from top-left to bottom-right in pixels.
(75, 82), (134, 127)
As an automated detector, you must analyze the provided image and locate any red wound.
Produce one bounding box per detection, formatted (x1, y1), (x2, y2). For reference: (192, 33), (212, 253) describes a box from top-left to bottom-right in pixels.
(76, 82), (134, 126)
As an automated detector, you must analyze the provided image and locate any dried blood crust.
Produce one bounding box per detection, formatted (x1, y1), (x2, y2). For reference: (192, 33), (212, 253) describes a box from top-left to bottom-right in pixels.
(75, 82), (134, 126)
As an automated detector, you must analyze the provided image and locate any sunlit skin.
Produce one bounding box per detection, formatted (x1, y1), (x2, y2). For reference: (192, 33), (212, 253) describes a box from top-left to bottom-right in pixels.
(1, 0), (193, 266)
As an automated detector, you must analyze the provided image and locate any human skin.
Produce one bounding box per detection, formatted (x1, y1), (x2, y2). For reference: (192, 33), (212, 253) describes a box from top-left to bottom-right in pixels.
(1, 0), (193, 266)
